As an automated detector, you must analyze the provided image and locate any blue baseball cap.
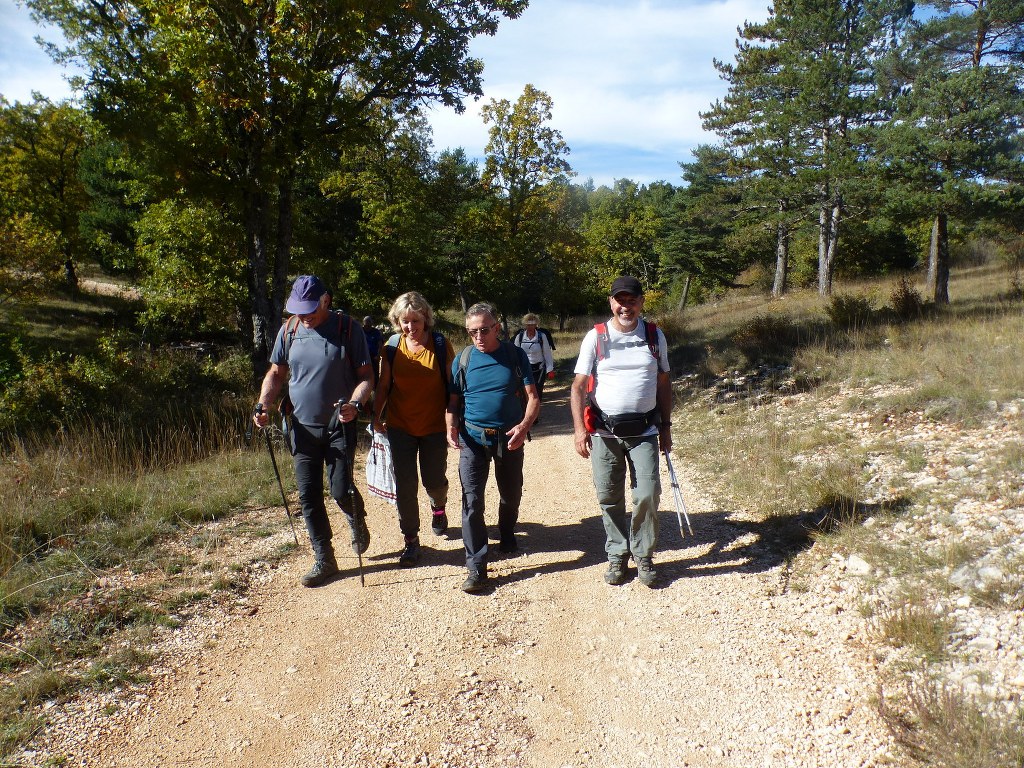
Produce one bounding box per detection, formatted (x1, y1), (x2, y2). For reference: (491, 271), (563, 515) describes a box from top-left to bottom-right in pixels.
(286, 275), (327, 314)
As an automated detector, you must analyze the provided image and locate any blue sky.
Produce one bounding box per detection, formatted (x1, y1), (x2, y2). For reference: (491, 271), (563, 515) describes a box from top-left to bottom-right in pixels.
(1, 0), (770, 188)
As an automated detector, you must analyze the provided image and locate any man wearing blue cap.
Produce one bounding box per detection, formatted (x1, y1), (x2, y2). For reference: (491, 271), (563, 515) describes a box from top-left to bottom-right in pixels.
(254, 275), (374, 586)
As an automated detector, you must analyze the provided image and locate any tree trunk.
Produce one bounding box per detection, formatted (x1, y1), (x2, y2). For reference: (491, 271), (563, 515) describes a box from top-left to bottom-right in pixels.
(825, 200), (841, 289)
(927, 218), (936, 289)
(246, 185), (273, 382)
(818, 198), (841, 297)
(772, 221), (789, 298)
(676, 274), (692, 311)
(455, 267), (469, 314)
(818, 203), (832, 297)
(928, 213), (950, 304)
(273, 173), (294, 327)
(63, 258), (77, 290)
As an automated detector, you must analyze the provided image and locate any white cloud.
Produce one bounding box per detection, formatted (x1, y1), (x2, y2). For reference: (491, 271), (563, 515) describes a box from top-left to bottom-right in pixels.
(1, 0), (774, 184)
(428, 0), (771, 185)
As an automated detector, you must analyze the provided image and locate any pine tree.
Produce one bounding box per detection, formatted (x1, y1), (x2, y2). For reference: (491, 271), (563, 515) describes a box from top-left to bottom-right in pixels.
(879, 0), (1024, 302)
(704, 0), (911, 296)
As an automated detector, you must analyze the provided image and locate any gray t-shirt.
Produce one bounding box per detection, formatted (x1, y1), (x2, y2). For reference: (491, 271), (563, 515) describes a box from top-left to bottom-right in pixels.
(270, 312), (370, 426)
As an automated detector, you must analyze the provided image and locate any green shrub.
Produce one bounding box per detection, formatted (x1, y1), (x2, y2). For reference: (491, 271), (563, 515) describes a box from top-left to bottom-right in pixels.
(1010, 268), (1024, 301)
(880, 678), (1024, 768)
(0, 330), (250, 444)
(730, 313), (802, 362)
(889, 277), (925, 319)
(877, 602), (954, 663)
(825, 292), (876, 329)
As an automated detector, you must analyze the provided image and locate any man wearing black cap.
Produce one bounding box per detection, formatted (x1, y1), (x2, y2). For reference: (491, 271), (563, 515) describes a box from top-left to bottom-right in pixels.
(253, 275), (374, 586)
(569, 275), (673, 587)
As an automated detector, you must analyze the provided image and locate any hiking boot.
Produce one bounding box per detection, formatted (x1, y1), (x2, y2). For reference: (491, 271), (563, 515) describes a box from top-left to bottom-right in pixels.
(431, 509), (448, 537)
(349, 514), (370, 555)
(636, 556), (657, 587)
(301, 556), (339, 587)
(461, 569), (488, 593)
(604, 557), (628, 586)
(498, 534), (518, 554)
(398, 537), (421, 567)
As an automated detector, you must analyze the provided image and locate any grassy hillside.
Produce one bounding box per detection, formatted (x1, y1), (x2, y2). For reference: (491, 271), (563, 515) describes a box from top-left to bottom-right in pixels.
(665, 264), (1024, 767)
(0, 287), (289, 756)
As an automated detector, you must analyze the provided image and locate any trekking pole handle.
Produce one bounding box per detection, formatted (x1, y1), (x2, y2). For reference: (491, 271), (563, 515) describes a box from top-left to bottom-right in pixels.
(252, 402), (270, 430)
(245, 402), (263, 444)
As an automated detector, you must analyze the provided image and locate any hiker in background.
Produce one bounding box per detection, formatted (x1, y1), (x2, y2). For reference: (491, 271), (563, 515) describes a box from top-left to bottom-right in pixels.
(569, 275), (672, 588)
(512, 313), (556, 405)
(362, 315), (385, 384)
(373, 292), (455, 568)
(254, 275), (374, 587)
(448, 302), (539, 593)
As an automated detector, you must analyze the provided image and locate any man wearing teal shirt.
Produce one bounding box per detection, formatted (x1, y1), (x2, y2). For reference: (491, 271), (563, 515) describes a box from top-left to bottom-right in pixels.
(447, 303), (540, 593)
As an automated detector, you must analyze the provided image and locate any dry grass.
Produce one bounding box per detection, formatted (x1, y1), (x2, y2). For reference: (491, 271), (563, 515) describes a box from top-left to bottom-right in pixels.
(667, 262), (1024, 767)
(876, 601), (955, 664)
(0, 415), (295, 759)
(879, 676), (1024, 768)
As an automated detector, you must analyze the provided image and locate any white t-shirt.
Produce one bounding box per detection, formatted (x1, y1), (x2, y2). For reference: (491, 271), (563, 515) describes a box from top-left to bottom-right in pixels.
(574, 319), (670, 422)
(514, 328), (554, 371)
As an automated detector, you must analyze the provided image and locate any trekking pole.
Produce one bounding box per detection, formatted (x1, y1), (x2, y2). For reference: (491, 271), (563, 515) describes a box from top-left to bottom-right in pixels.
(250, 404), (300, 546)
(344, 419), (366, 588)
(663, 450), (694, 537)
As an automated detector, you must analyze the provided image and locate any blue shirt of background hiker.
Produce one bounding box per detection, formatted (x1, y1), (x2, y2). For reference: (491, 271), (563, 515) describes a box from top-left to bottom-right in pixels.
(453, 343), (534, 430)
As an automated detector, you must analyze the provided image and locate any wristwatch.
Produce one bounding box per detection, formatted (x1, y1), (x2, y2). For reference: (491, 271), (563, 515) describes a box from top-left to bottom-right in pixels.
(348, 400), (363, 413)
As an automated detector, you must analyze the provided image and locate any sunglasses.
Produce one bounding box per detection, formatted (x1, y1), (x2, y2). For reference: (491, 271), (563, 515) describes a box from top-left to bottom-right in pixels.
(466, 324), (496, 337)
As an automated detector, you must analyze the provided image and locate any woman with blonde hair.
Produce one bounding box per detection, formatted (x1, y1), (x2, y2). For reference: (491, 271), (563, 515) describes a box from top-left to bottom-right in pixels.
(373, 292), (455, 566)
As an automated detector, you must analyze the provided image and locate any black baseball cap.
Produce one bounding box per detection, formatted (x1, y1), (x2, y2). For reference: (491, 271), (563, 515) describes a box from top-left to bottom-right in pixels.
(610, 275), (643, 297)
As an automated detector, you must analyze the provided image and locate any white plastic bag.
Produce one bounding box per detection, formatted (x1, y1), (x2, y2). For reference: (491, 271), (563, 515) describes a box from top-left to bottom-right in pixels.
(365, 425), (397, 505)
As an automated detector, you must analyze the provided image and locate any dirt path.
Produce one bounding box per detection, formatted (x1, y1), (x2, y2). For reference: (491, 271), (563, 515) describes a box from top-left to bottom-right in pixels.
(69, 385), (902, 768)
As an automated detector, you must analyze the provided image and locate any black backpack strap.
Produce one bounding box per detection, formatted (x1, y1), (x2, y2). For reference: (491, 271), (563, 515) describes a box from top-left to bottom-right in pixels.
(433, 332), (449, 402)
(455, 345), (473, 394)
(283, 314), (301, 360)
(500, 340), (527, 404)
(339, 312), (357, 376)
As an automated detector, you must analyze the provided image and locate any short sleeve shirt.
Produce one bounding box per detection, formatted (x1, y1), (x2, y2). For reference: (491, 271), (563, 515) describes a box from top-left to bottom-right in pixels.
(574, 320), (669, 417)
(453, 342), (534, 430)
(270, 312), (371, 426)
(387, 333), (455, 436)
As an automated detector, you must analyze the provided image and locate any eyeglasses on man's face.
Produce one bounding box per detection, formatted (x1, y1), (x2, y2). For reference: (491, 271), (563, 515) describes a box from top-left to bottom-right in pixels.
(466, 324), (496, 337)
